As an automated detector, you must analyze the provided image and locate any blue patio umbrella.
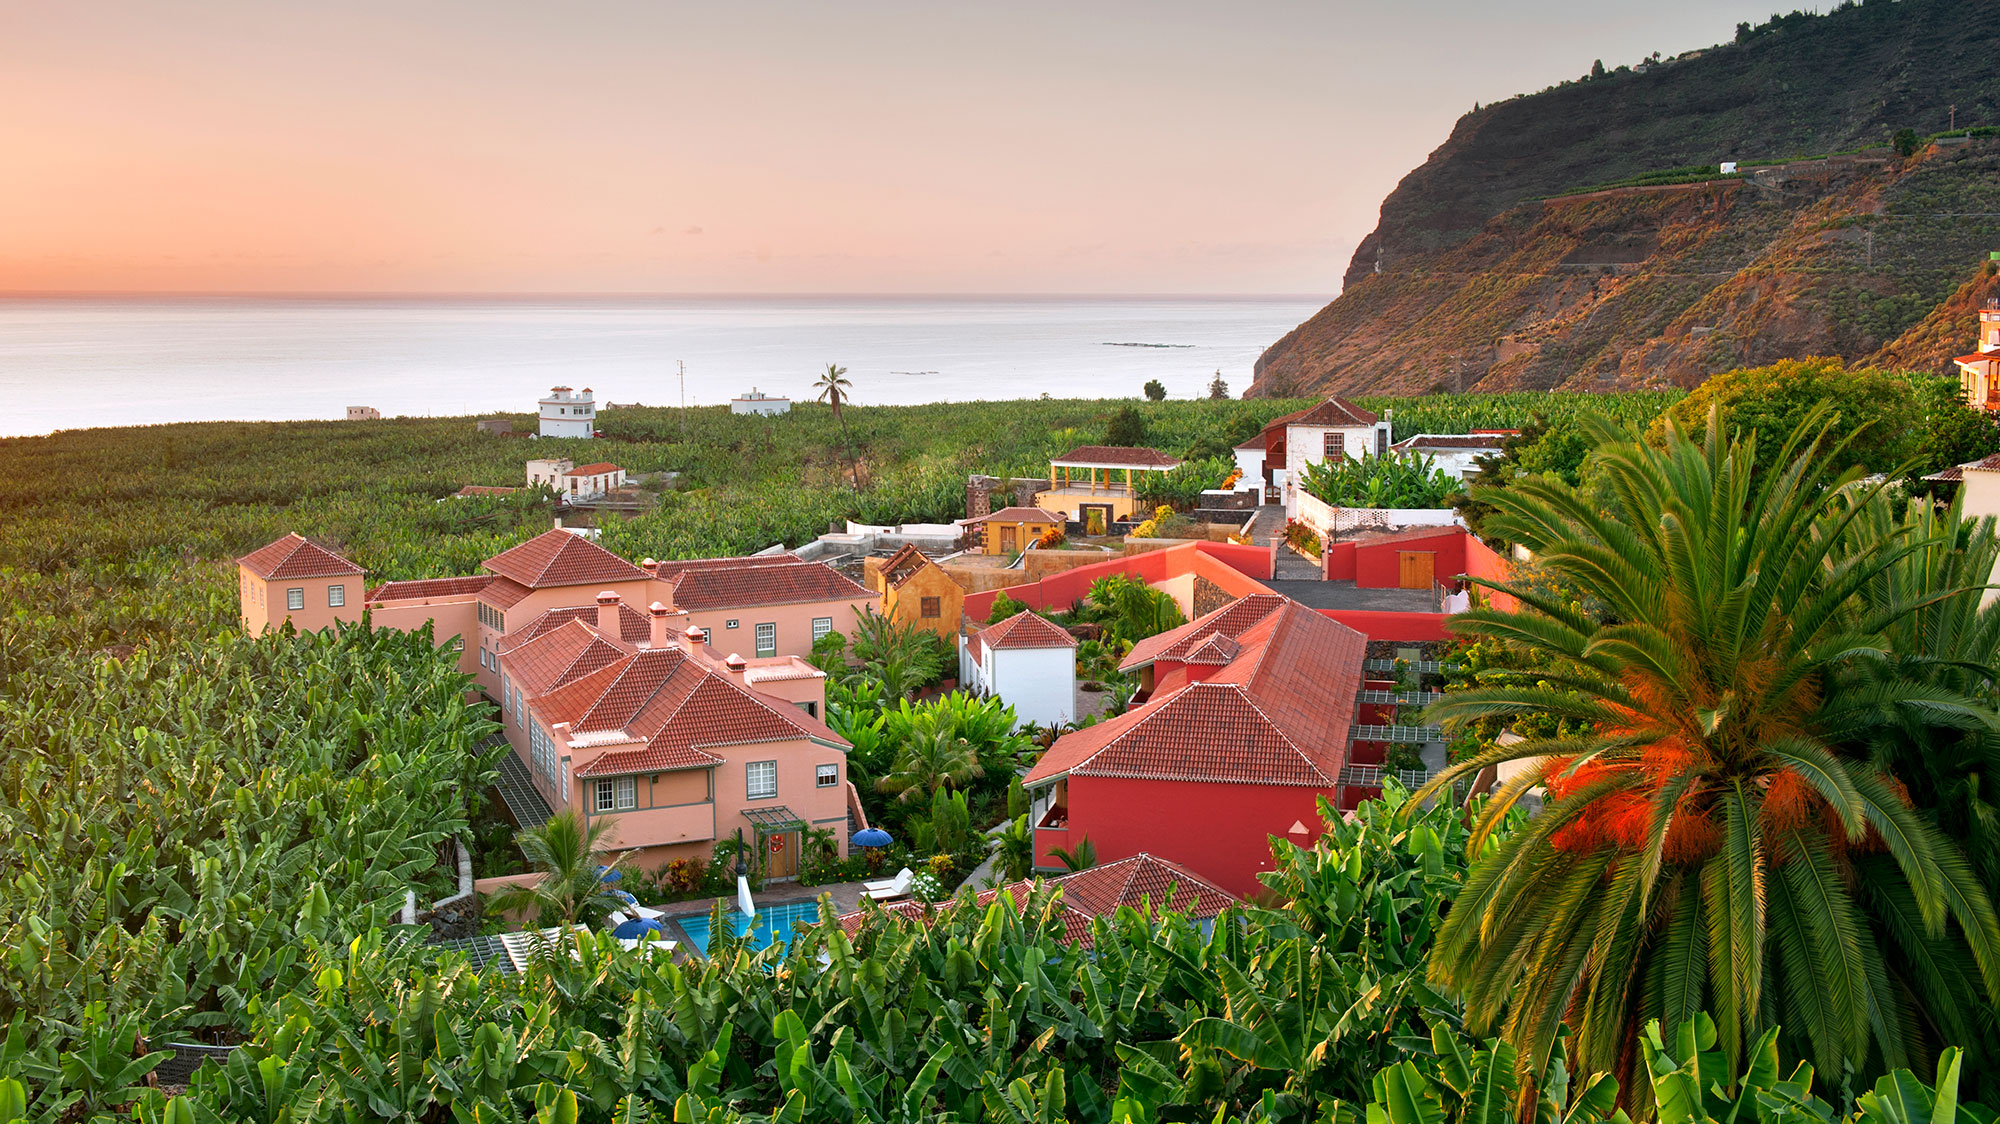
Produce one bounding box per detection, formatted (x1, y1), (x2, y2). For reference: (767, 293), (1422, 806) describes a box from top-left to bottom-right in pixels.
(611, 917), (664, 940)
(852, 828), (893, 848)
(612, 889), (640, 907)
(596, 865), (623, 883)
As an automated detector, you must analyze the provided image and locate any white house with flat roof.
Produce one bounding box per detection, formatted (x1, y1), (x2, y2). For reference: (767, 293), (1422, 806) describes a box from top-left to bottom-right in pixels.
(731, 389), (791, 416)
(540, 387), (596, 438)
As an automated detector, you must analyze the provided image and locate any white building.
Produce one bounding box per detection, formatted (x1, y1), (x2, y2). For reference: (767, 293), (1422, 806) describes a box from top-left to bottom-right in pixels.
(959, 610), (1077, 730)
(1933, 452), (2000, 607)
(558, 462), (627, 499)
(526, 458), (573, 488)
(539, 386), (597, 438)
(731, 389), (792, 416)
(1280, 397), (1394, 519)
(1233, 434), (1267, 492)
(346, 406), (381, 420)
(1388, 432), (1514, 482)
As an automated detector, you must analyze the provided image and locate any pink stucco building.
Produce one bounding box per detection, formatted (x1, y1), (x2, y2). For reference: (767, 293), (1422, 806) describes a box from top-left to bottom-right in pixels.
(237, 528), (880, 876)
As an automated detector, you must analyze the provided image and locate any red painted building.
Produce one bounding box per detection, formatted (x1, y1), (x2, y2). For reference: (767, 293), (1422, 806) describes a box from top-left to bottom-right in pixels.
(1023, 595), (1398, 896)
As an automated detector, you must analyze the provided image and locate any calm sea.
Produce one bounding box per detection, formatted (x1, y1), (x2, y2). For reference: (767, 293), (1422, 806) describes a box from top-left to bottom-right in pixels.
(0, 295), (1324, 437)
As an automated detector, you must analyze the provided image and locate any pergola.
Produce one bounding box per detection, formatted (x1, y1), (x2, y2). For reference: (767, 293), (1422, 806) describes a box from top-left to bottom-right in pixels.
(1048, 446), (1182, 494)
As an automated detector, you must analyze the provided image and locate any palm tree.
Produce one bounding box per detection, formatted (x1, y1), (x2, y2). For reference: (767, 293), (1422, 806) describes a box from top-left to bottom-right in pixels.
(1416, 407), (2000, 1098)
(484, 809), (626, 928)
(849, 609), (946, 700)
(1048, 836), (1097, 872)
(812, 362), (852, 422)
(875, 710), (983, 804)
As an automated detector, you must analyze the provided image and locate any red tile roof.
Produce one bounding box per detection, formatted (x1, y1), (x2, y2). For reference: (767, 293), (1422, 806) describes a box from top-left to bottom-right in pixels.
(1121, 593), (1287, 669)
(1050, 445), (1181, 469)
(1955, 352), (1999, 366)
(500, 602), (663, 650)
(237, 534), (364, 580)
(1285, 397), (1381, 428)
(511, 641), (849, 779)
(973, 609), (1078, 651)
(567, 462), (623, 475)
(835, 853), (1235, 948)
(480, 577), (538, 610)
(365, 575), (494, 603)
(879, 544), (933, 589)
(503, 620), (635, 696)
(963, 506), (1066, 525)
(662, 558), (873, 611)
(1026, 598), (1364, 788)
(1180, 633), (1242, 666)
(1963, 453), (2000, 473)
(484, 529), (648, 589)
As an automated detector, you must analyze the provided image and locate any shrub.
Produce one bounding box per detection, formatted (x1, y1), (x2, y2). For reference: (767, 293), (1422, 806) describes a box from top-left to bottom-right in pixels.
(1298, 452), (1463, 508)
(1284, 518), (1323, 556)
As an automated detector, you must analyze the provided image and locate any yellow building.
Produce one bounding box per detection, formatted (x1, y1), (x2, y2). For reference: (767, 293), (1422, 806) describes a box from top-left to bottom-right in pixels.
(865, 544), (967, 640)
(965, 507), (1066, 555)
(1034, 445), (1181, 533)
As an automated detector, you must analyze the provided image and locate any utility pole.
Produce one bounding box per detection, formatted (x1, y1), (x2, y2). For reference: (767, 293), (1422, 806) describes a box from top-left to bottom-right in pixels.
(677, 360), (688, 441)
(1951, 104), (1958, 130)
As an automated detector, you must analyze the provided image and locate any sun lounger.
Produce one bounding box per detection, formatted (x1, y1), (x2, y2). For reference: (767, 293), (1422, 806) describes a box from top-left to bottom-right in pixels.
(862, 867), (914, 893)
(612, 890), (666, 922)
(863, 869), (915, 901)
(617, 937), (677, 954)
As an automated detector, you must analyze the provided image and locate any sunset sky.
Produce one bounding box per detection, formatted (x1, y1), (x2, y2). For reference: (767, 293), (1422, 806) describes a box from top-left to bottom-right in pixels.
(2, 1), (1779, 295)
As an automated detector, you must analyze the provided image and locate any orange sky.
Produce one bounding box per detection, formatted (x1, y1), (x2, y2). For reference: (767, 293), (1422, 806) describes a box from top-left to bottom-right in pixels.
(0, 1), (1779, 295)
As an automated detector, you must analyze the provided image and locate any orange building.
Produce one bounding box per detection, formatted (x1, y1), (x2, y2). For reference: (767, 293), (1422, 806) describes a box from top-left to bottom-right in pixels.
(865, 544), (966, 639)
(963, 506), (1065, 555)
(237, 533), (366, 634)
(1955, 300), (2000, 412)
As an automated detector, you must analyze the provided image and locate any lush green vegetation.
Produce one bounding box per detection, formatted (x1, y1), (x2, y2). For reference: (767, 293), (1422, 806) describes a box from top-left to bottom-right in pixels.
(0, 620), (497, 1097)
(1425, 408), (2000, 1099)
(1298, 453), (1464, 509)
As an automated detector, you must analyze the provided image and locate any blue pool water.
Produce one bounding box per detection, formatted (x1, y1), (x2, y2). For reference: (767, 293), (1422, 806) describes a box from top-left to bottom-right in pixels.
(674, 901), (822, 956)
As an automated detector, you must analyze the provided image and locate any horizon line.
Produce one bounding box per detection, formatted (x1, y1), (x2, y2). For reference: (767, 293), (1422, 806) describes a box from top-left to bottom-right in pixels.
(0, 288), (1335, 302)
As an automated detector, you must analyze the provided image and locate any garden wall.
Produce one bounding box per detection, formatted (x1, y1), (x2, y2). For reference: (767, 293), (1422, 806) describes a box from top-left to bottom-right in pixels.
(1295, 491), (1462, 540)
(962, 541), (1275, 620)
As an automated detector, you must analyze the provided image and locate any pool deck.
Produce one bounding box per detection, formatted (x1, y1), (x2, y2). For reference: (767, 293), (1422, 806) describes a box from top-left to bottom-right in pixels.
(655, 879), (873, 957)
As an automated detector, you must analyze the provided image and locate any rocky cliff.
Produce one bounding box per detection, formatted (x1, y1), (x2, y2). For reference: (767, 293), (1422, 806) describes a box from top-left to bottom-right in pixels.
(1253, 0), (2000, 397)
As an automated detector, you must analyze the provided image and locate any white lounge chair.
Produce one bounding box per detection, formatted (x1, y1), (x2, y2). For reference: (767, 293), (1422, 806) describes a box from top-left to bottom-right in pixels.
(863, 867), (914, 893)
(863, 869), (915, 901)
(628, 902), (666, 922)
(617, 937), (678, 955)
(605, 910), (630, 928)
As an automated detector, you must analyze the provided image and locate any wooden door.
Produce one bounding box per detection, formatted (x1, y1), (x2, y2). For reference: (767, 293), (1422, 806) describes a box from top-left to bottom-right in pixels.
(1000, 525), (1017, 553)
(765, 830), (799, 880)
(1397, 551), (1435, 590)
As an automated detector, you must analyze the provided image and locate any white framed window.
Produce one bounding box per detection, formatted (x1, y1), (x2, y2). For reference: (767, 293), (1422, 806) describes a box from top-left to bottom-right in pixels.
(1323, 432), (1345, 460)
(327, 584), (345, 608)
(501, 674), (511, 714)
(746, 760), (777, 800)
(514, 687), (525, 726)
(451, 636), (465, 652)
(725, 619), (739, 629)
(595, 778), (634, 812)
(811, 617), (833, 642)
(755, 622), (776, 657)
(286, 588), (305, 611)
(815, 764), (838, 788)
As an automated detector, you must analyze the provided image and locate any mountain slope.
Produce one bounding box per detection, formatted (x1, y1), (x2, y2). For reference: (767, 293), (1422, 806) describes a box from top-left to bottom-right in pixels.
(1254, 0), (2000, 397)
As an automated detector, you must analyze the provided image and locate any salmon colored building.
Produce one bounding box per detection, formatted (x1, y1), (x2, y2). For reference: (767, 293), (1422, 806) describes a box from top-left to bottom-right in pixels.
(865, 544), (966, 640)
(494, 599), (855, 876)
(645, 553), (877, 659)
(237, 533), (367, 634)
(1022, 595), (1381, 896)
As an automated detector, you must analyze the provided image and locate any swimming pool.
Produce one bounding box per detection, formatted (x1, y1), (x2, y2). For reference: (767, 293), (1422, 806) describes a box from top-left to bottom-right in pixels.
(673, 900), (822, 956)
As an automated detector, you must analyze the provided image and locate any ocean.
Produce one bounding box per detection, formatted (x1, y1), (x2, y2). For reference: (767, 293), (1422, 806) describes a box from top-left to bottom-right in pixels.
(0, 295), (1324, 437)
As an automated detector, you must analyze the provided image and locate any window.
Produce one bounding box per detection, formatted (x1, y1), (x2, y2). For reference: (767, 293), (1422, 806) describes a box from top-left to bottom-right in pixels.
(812, 616), (834, 642)
(451, 636), (465, 652)
(1322, 433), (1345, 460)
(725, 619), (739, 629)
(515, 687), (525, 727)
(816, 764), (839, 788)
(746, 760), (777, 800)
(327, 584), (345, 608)
(595, 777), (635, 811)
(918, 598), (940, 619)
(796, 700), (818, 719)
(286, 588), (305, 611)
(755, 622), (776, 657)
(501, 674), (511, 714)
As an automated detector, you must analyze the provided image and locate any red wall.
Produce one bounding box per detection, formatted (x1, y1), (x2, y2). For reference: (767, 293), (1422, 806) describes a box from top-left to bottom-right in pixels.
(1318, 609), (1456, 642)
(964, 541), (1276, 620)
(1353, 529), (1469, 589)
(1325, 540), (1357, 580)
(1049, 774), (1330, 897)
(1462, 534), (1518, 612)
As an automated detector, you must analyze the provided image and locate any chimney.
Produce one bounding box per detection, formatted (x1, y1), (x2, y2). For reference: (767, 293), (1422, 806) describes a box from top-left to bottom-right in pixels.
(596, 591), (620, 636)
(648, 601), (670, 648)
(723, 653), (747, 675)
(683, 624), (706, 649)
(641, 557), (659, 577)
